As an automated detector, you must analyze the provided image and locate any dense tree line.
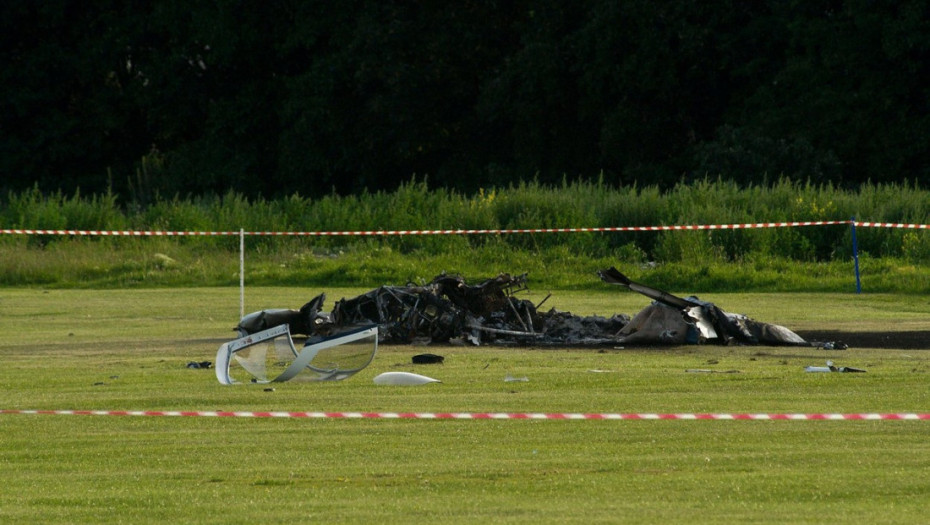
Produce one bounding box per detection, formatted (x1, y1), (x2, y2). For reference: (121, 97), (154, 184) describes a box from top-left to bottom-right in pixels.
(2, 1), (929, 201)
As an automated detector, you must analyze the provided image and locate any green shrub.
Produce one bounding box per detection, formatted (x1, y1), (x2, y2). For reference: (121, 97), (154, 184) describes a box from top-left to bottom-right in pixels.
(2, 178), (930, 291)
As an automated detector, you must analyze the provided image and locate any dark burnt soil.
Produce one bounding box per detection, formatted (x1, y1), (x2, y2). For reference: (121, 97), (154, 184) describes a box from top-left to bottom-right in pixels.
(797, 331), (930, 350)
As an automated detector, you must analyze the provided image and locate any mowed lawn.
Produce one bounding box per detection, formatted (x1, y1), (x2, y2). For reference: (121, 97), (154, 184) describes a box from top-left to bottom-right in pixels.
(2, 287), (930, 524)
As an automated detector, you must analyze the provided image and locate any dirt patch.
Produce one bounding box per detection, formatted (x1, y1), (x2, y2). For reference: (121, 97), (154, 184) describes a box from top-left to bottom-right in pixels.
(797, 331), (930, 350)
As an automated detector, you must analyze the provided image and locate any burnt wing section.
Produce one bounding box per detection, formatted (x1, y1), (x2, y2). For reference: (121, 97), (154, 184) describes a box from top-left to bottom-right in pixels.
(598, 267), (830, 347)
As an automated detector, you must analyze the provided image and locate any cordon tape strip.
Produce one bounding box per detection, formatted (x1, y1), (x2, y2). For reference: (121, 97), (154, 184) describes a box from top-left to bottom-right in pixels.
(2, 409), (929, 421)
(2, 220), (928, 237)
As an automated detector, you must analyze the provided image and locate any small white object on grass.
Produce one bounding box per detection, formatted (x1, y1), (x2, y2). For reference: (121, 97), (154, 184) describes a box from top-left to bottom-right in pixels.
(373, 372), (441, 385)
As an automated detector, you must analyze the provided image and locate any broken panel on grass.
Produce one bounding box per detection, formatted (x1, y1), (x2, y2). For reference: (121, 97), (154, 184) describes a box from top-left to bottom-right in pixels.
(216, 324), (378, 384)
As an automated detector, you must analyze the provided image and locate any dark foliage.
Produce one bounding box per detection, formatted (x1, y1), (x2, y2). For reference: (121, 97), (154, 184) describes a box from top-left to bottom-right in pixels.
(3, 1), (929, 201)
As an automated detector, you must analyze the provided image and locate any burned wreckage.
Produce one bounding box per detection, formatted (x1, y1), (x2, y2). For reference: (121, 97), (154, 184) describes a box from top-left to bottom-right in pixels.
(236, 268), (843, 349)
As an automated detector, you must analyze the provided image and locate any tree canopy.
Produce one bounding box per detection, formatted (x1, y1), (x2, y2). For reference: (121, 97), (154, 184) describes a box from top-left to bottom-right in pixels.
(3, 1), (929, 199)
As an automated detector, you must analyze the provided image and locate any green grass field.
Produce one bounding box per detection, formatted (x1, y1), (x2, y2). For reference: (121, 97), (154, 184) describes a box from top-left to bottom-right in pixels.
(2, 287), (929, 523)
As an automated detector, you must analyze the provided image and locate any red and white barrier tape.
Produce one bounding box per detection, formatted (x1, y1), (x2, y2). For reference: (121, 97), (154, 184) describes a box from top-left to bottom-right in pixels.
(0, 220), (889, 237)
(856, 222), (930, 229)
(3, 221), (928, 237)
(2, 409), (928, 420)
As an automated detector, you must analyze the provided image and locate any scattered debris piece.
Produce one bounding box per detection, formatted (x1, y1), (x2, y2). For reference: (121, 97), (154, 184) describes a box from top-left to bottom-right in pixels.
(186, 361), (213, 369)
(236, 294), (328, 337)
(686, 369), (742, 374)
(412, 353), (445, 364)
(216, 325), (378, 385)
(373, 371), (441, 385)
(504, 375), (529, 382)
(805, 361), (866, 373)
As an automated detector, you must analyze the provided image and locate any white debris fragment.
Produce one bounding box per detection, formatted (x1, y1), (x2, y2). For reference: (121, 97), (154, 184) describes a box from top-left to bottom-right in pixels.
(373, 372), (441, 385)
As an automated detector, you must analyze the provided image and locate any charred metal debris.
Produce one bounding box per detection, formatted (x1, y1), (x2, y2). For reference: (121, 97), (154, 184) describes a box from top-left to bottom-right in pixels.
(236, 268), (845, 349)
